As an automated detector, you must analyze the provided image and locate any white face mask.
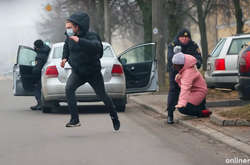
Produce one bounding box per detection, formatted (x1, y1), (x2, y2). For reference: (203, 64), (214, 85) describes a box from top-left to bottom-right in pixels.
(66, 28), (75, 37)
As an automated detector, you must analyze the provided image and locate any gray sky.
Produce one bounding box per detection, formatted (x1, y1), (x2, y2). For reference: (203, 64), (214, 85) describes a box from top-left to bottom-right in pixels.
(0, 0), (51, 74)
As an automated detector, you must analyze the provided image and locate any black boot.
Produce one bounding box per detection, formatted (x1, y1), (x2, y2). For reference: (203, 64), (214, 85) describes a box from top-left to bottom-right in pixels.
(167, 110), (174, 124)
(30, 104), (41, 110)
(65, 118), (81, 128)
(110, 111), (120, 131)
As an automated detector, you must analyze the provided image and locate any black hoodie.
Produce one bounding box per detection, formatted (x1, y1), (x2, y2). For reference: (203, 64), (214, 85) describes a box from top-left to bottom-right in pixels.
(62, 12), (103, 76)
(33, 44), (50, 76)
(167, 28), (202, 71)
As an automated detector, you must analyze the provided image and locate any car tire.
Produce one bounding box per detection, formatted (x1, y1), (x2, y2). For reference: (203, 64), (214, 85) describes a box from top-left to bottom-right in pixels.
(114, 96), (127, 112)
(41, 94), (58, 113)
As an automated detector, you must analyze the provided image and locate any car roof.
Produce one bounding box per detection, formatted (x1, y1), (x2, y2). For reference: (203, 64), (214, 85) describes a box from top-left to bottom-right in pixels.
(223, 34), (250, 40)
(52, 42), (111, 48)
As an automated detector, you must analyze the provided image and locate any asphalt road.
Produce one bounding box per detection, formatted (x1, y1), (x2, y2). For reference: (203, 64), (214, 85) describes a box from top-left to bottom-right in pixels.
(0, 80), (247, 165)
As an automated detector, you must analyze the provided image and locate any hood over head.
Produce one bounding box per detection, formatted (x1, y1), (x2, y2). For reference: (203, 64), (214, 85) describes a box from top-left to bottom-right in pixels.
(67, 11), (90, 36)
(177, 28), (191, 39)
(36, 44), (50, 54)
(180, 54), (197, 72)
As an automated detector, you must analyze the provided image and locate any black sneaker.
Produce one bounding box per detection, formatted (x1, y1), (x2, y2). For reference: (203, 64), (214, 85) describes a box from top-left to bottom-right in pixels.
(30, 104), (41, 111)
(65, 119), (81, 128)
(112, 118), (120, 131)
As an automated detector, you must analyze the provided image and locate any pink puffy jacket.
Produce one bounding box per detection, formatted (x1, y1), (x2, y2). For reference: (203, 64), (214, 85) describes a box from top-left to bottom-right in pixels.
(175, 54), (208, 107)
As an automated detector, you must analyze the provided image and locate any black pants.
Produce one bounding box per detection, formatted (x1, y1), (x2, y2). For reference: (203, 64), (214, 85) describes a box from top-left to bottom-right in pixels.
(178, 100), (206, 117)
(167, 70), (180, 117)
(34, 80), (42, 105)
(65, 71), (118, 121)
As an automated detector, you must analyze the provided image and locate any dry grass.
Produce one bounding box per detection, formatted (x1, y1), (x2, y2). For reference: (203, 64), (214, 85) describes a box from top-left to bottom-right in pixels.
(164, 71), (239, 100)
(219, 104), (250, 121)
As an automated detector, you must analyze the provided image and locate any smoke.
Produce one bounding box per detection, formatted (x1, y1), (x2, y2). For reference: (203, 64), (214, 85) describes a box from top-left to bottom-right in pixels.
(0, 0), (45, 75)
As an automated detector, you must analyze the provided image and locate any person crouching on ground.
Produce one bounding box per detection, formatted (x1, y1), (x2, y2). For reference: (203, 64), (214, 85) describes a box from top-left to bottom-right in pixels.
(172, 52), (212, 118)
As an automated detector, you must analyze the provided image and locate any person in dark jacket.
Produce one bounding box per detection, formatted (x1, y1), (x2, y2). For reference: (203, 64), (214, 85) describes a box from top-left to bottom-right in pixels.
(30, 39), (50, 110)
(61, 11), (120, 130)
(166, 28), (202, 124)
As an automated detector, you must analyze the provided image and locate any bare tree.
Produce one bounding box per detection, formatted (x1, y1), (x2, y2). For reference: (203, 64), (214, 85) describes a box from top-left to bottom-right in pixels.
(217, 0), (250, 35)
(164, 0), (187, 44)
(104, 0), (111, 43)
(185, 0), (216, 71)
(233, 0), (244, 34)
(36, 0), (69, 43)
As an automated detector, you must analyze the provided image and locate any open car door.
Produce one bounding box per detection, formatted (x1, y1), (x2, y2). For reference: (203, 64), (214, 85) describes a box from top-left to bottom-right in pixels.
(118, 43), (158, 94)
(13, 45), (38, 96)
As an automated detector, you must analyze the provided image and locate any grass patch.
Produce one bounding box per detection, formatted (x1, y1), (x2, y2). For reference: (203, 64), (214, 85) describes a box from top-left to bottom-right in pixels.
(219, 104), (250, 121)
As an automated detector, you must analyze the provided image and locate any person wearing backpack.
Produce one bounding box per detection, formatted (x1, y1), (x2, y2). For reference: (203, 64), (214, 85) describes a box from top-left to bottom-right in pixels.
(60, 11), (120, 131)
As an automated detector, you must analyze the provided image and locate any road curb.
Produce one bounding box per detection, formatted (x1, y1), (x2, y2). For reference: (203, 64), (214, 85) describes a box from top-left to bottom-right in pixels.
(129, 97), (250, 156)
(210, 113), (250, 126)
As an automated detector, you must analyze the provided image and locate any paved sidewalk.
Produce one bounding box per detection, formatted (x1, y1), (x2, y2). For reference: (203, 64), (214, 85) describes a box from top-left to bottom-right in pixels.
(129, 93), (250, 156)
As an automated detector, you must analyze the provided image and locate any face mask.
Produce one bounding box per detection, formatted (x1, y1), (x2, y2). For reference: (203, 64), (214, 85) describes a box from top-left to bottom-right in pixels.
(66, 28), (75, 37)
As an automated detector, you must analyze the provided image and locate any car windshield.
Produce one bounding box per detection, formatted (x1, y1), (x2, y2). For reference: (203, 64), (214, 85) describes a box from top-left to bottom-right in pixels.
(52, 44), (114, 59)
(228, 37), (250, 55)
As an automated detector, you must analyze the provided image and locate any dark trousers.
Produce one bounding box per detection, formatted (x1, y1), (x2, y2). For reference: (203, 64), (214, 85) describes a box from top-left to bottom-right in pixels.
(178, 100), (206, 117)
(167, 70), (180, 117)
(34, 80), (42, 105)
(65, 71), (118, 121)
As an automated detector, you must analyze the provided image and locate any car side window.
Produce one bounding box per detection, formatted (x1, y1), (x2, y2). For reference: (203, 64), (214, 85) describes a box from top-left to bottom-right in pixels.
(18, 47), (37, 66)
(103, 46), (114, 57)
(228, 38), (250, 55)
(210, 39), (226, 57)
(120, 44), (155, 65)
(53, 46), (63, 59)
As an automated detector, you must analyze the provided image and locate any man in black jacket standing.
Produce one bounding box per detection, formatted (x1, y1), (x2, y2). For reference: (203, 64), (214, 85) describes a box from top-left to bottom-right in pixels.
(167, 28), (202, 124)
(61, 12), (120, 131)
(31, 39), (50, 110)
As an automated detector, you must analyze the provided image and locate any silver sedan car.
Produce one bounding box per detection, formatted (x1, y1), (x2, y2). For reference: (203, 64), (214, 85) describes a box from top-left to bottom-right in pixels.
(13, 42), (158, 113)
(205, 34), (250, 89)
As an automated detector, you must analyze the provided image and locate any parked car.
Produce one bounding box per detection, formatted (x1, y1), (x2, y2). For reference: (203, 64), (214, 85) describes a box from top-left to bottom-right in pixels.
(205, 34), (250, 89)
(13, 42), (158, 113)
(235, 45), (250, 100)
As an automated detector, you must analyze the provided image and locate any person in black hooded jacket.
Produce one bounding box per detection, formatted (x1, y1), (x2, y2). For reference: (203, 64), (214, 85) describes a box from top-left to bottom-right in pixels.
(61, 11), (120, 130)
(166, 28), (202, 124)
(31, 39), (50, 110)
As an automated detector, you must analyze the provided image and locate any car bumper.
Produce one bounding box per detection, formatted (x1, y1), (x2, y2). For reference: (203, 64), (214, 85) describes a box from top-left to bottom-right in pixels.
(205, 73), (238, 89)
(42, 77), (126, 102)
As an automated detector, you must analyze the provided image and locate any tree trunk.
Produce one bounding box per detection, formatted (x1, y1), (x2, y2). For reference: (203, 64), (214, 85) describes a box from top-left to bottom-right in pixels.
(165, 0), (185, 43)
(152, 0), (167, 92)
(104, 0), (111, 43)
(233, 0), (244, 34)
(136, 0), (152, 42)
(97, 0), (105, 40)
(196, 0), (208, 71)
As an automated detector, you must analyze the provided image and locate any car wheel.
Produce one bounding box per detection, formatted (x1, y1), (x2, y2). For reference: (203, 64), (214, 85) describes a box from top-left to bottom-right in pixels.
(41, 94), (58, 113)
(114, 96), (127, 112)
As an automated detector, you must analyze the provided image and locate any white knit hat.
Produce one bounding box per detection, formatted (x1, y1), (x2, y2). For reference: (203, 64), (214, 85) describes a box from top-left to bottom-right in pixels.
(172, 52), (185, 65)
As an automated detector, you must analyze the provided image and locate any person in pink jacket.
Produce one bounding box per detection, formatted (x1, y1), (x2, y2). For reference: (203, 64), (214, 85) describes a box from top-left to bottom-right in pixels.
(172, 52), (212, 117)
